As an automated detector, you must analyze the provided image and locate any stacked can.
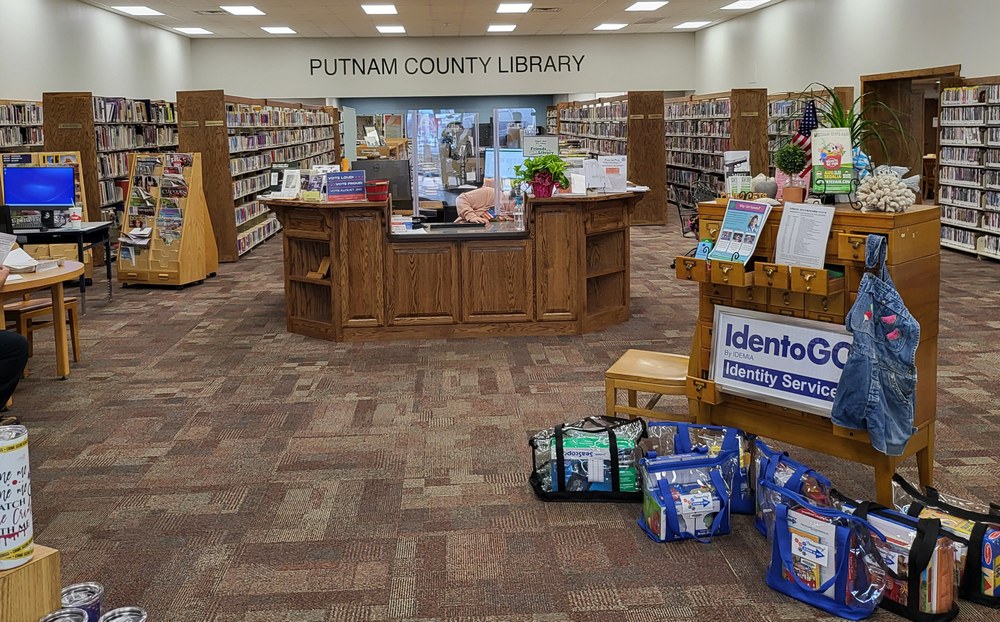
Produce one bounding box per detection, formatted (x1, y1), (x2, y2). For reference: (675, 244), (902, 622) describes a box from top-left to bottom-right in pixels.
(0, 425), (32, 570)
(61, 583), (105, 621)
(97, 608), (147, 622)
(39, 610), (88, 622)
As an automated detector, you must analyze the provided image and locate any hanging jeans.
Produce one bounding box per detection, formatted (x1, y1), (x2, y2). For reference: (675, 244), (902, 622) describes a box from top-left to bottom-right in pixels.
(831, 235), (919, 456)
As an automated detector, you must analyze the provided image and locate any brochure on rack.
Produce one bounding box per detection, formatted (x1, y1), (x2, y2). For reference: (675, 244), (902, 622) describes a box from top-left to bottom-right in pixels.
(707, 199), (772, 265)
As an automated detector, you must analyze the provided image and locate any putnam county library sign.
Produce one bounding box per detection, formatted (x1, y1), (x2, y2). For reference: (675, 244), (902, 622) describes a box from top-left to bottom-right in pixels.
(309, 55), (587, 77)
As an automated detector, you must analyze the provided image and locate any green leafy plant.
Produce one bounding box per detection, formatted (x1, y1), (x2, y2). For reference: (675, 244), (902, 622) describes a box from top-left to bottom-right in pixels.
(512, 155), (570, 190)
(774, 142), (807, 176)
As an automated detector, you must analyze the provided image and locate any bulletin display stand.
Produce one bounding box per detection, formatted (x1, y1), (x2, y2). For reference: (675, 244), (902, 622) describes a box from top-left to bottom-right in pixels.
(117, 152), (218, 287)
(0, 150), (95, 278)
(676, 201), (941, 503)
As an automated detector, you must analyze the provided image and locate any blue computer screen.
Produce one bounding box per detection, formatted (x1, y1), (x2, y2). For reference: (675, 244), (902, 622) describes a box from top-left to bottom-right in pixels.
(2, 166), (76, 207)
(484, 149), (525, 180)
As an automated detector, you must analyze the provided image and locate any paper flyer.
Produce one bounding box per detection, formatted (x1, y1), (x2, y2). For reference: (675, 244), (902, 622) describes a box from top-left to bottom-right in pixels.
(811, 128), (854, 194)
(707, 199), (772, 264)
(774, 203), (835, 269)
(597, 155), (627, 192)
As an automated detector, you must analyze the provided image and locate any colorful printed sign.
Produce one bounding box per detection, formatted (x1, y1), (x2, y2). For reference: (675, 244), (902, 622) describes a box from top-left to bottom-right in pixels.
(326, 170), (367, 202)
(707, 199), (772, 265)
(710, 306), (853, 416)
(811, 128), (854, 194)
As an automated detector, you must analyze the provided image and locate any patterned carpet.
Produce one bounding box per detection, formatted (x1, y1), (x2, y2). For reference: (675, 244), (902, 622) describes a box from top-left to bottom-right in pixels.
(13, 224), (1000, 621)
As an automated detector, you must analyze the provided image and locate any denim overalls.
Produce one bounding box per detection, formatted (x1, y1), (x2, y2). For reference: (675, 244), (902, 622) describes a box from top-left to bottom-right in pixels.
(831, 235), (920, 456)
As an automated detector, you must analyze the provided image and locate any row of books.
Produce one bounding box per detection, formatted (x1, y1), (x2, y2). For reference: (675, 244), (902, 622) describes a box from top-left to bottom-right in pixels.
(667, 167), (721, 189)
(98, 178), (128, 207)
(940, 106), (987, 125)
(225, 104), (333, 128)
(232, 172), (269, 201)
(768, 117), (800, 137)
(0, 101), (42, 126)
(558, 121), (627, 138)
(92, 97), (177, 125)
(941, 85), (1000, 106)
(98, 151), (130, 180)
(237, 216), (280, 256)
(0, 126), (43, 148)
(982, 233), (1000, 256)
(665, 119), (730, 137)
(235, 200), (269, 227)
(230, 152), (272, 177)
(261, 139), (337, 168)
(666, 136), (731, 154)
(986, 190), (1000, 210)
(940, 165), (982, 186)
(558, 100), (627, 122)
(151, 101), (176, 124)
(768, 99), (810, 118)
(941, 126), (984, 145)
(96, 125), (175, 152)
(941, 205), (981, 226)
(665, 151), (724, 174)
(984, 211), (1000, 233)
(940, 146), (982, 165)
(940, 225), (980, 249)
(664, 99), (731, 120)
(227, 127), (336, 153)
(940, 185), (982, 208)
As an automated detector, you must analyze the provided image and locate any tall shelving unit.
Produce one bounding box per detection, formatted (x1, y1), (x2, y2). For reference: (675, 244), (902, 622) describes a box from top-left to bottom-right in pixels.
(557, 92), (667, 225)
(664, 89), (768, 213)
(935, 78), (1000, 261)
(766, 87), (855, 172)
(545, 105), (558, 135)
(176, 91), (339, 261)
(0, 100), (43, 151)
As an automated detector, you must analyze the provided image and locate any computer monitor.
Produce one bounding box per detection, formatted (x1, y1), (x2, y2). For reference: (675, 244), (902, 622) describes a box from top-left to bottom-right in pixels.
(484, 149), (525, 182)
(1, 166), (76, 207)
(351, 159), (412, 205)
(0, 205), (13, 236)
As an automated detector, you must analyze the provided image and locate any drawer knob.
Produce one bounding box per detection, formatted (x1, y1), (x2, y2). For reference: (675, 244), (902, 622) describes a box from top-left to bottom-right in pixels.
(783, 292), (791, 305)
(850, 239), (864, 249)
(802, 271), (815, 292)
(822, 297), (830, 311)
(720, 264), (732, 282)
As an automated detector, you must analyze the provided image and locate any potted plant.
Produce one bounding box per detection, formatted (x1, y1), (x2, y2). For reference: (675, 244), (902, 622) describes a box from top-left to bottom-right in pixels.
(512, 155), (570, 198)
(774, 142), (808, 203)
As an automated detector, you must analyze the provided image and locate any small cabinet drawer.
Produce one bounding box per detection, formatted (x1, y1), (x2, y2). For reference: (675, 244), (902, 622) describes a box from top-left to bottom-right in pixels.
(768, 306), (805, 318)
(806, 292), (846, 316)
(768, 289), (805, 310)
(790, 267), (845, 296)
(586, 202), (626, 233)
(699, 295), (730, 321)
(699, 323), (714, 349)
(700, 219), (723, 241)
(675, 256), (708, 282)
(806, 311), (845, 324)
(700, 283), (732, 300)
(755, 262), (790, 289)
(733, 285), (768, 305)
(838, 233), (868, 262)
(711, 260), (754, 286)
(827, 228), (844, 257)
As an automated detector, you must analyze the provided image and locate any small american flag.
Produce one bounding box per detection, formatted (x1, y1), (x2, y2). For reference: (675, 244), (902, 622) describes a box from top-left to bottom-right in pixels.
(791, 100), (819, 180)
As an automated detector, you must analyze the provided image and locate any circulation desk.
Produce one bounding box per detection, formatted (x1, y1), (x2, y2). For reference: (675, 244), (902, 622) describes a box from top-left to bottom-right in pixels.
(263, 192), (640, 342)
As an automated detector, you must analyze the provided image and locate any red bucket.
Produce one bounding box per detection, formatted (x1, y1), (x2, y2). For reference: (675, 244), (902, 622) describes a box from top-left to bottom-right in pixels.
(365, 179), (390, 202)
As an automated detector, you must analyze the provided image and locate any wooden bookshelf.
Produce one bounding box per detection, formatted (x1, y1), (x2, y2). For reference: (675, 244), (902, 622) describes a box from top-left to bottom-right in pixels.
(545, 105), (558, 135)
(935, 76), (1000, 260)
(766, 87), (855, 171)
(118, 152), (217, 286)
(664, 89), (768, 212)
(557, 92), (667, 225)
(176, 91), (340, 262)
(0, 100), (43, 151)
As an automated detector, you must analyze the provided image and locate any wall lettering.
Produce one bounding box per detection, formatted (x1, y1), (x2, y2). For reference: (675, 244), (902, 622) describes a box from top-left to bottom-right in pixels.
(309, 55), (586, 78)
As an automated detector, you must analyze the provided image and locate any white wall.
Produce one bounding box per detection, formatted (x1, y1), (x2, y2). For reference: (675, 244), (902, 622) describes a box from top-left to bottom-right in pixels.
(695, 0), (1000, 95)
(0, 0), (190, 100)
(190, 33), (696, 98)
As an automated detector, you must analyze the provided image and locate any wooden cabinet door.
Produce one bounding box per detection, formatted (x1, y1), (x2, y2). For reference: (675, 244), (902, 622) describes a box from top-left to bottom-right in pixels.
(339, 210), (384, 327)
(535, 207), (580, 321)
(461, 240), (533, 323)
(386, 243), (459, 325)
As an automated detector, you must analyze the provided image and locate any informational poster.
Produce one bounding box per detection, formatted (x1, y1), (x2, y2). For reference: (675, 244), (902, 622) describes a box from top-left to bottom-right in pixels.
(724, 150), (752, 195)
(707, 199), (772, 265)
(597, 155), (627, 192)
(326, 171), (367, 202)
(522, 135), (558, 158)
(774, 202), (836, 269)
(711, 306), (853, 416)
(382, 113), (403, 139)
(811, 128), (854, 194)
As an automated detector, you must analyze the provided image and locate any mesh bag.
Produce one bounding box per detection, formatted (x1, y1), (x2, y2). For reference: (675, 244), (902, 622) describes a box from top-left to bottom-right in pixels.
(753, 439), (834, 535)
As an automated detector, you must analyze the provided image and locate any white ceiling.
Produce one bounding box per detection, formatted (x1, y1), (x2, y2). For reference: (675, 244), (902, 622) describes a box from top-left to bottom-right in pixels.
(80, 0), (786, 38)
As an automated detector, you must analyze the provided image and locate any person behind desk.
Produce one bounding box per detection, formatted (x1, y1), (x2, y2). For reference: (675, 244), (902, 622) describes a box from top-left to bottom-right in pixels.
(455, 181), (516, 224)
(0, 267), (29, 424)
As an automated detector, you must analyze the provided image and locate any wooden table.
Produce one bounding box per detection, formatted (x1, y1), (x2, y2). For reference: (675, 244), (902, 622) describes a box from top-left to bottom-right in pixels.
(0, 261), (85, 378)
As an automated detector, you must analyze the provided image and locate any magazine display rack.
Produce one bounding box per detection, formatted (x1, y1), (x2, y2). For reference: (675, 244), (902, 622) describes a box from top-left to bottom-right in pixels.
(676, 201), (941, 504)
(117, 152), (217, 287)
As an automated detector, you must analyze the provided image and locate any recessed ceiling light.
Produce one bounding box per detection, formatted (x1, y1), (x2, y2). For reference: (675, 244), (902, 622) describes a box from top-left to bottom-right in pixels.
(362, 4), (397, 15)
(594, 23), (627, 31)
(721, 0), (770, 9)
(175, 27), (214, 34)
(376, 25), (406, 34)
(488, 24), (517, 32)
(497, 3), (532, 13)
(111, 6), (163, 15)
(674, 21), (711, 29)
(261, 26), (296, 34)
(626, 1), (668, 11)
(219, 5), (264, 15)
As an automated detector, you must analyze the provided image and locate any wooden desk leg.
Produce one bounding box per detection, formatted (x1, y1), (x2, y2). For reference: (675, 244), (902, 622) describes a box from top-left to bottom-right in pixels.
(874, 455), (899, 505)
(627, 390), (637, 410)
(917, 425), (935, 489)
(51, 283), (70, 379)
(605, 378), (617, 417)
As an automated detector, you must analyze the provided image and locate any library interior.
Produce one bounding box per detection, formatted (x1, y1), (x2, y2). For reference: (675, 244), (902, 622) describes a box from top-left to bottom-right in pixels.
(2, 1), (1000, 621)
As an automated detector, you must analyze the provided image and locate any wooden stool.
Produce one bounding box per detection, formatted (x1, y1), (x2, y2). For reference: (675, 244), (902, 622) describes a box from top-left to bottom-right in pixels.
(605, 349), (693, 421)
(4, 297), (81, 374)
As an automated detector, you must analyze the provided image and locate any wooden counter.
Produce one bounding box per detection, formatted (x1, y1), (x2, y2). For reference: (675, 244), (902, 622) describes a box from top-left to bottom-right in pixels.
(264, 192), (641, 341)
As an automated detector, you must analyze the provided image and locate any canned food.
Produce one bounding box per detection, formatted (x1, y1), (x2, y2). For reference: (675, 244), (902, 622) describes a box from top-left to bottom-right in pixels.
(38, 609), (88, 622)
(97, 607), (147, 622)
(61, 582), (105, 621)
(0, 425), (33, 570)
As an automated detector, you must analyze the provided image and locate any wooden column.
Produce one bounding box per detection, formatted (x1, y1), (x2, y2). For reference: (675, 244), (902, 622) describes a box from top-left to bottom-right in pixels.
(627, 91), (667, 225)
(730, 88), (770, 177)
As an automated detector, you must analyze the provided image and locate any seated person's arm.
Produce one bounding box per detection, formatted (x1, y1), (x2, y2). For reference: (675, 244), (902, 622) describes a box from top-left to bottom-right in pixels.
(455, 188), (494, 224)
